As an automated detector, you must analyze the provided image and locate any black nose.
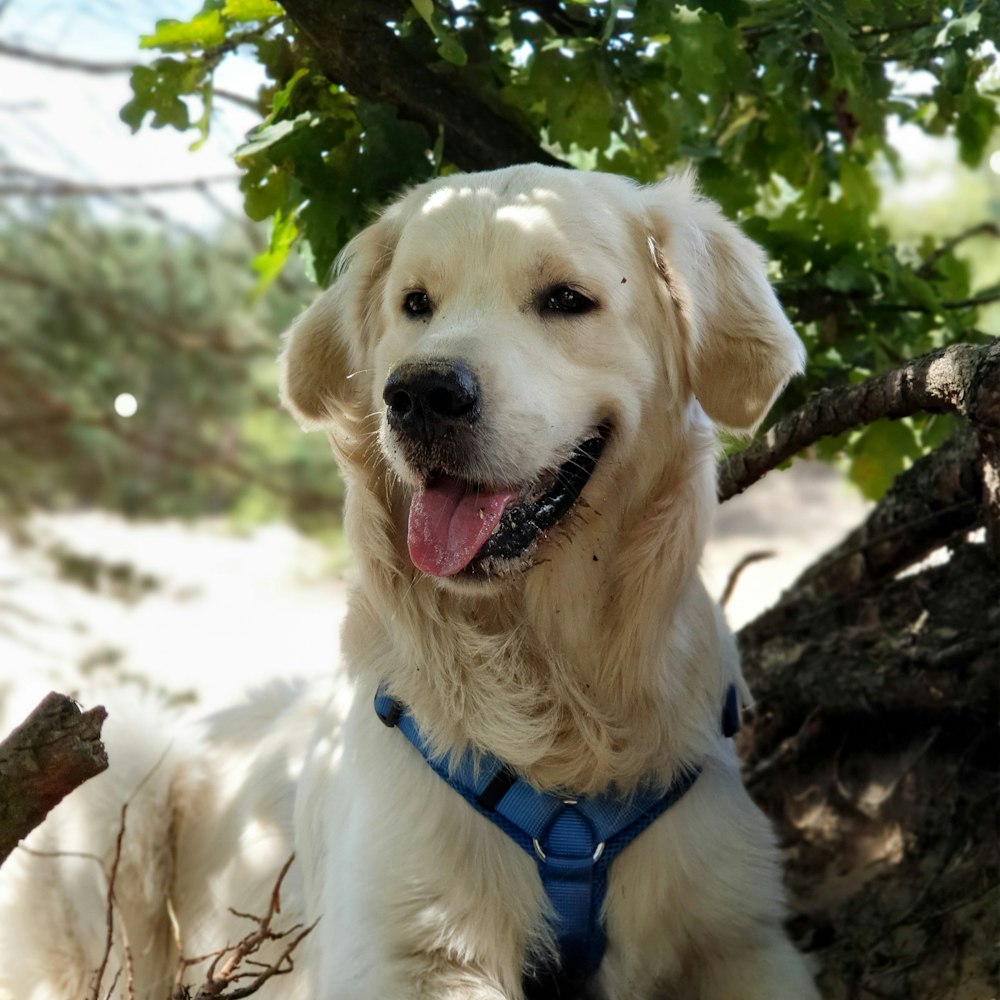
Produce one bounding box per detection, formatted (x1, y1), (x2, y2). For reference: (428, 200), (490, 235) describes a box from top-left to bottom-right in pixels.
(383, 360), (481, 435)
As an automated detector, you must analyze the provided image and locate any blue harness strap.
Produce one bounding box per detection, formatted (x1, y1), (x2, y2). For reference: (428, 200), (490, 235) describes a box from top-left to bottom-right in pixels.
(374, 685), (740, 986)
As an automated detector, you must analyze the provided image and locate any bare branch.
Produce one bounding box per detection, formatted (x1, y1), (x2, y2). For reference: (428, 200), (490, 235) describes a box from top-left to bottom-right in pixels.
(0, 40), (135, 73)
(174, 855), (318, 1000)
(917, 222), (1000, 278)
(718, 341), (1000, 502)
(720, 550), (775, 609)
(0, 693), (108, 868)
(874, 284), (1000, 314)
(89, 802), (129, 1000)
(0, 175), (241, 199)
(0, 41), (259, 110)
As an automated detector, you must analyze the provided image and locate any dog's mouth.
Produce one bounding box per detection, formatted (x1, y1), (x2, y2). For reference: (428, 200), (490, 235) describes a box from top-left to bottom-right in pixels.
(406, 425), (610, 579)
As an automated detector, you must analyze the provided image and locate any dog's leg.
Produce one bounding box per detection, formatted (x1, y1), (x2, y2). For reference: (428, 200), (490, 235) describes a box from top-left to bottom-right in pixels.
(689, 928), (820, 1000)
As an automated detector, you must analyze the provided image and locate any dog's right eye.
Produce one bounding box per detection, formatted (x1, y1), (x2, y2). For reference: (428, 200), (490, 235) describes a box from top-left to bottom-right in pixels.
(540, 285), (597, 316)
(403, 290), (433, 317)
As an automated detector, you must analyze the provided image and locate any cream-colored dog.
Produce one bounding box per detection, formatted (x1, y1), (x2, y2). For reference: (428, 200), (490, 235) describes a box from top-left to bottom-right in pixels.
(0, 165), (820, 999)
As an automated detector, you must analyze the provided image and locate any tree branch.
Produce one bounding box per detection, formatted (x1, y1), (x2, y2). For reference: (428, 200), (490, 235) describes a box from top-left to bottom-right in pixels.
(917, 222), (1000, 278)
(785, 426), (983, 602)
(0, 41), (259, 110)
(718, 341), (1000, 502)
(0, 693), (108, 868)
(0, 175), (242, 199)
(0, 40), (137, 74)
(874, 285), (1000, 314)
(275, 0), (562, 171)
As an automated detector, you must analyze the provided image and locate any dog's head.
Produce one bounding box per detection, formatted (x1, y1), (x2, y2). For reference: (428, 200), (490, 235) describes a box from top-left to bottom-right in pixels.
(280, 165), (803, 587)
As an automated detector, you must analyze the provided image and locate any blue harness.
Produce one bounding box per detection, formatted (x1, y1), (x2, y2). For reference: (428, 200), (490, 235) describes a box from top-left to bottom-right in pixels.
(374, 684), (741, 991)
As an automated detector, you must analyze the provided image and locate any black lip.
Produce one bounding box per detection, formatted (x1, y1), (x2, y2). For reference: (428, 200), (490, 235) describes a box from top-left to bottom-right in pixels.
(464, 424), (610, 574)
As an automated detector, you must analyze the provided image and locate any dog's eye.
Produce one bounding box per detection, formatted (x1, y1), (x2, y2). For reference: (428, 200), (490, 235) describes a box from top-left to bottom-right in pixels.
(541, 285), (596, 316)
(403, 290), (432, 317)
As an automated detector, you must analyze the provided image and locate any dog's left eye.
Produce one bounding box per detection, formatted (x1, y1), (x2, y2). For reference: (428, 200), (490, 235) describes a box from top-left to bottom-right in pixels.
(541, 285), (596, 316)
(403, 290), (433, 317)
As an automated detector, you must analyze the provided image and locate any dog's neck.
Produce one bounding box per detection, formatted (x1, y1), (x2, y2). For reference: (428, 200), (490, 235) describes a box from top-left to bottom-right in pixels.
(338, 415), (731, 795)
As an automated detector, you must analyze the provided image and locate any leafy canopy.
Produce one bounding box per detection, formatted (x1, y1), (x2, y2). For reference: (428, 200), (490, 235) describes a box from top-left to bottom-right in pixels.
(124, 0), (1000, 497)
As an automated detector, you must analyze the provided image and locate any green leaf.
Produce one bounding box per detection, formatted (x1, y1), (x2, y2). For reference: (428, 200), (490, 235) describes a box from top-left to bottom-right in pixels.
(530, 47), (615, 152)
(269, 68), (309, 119)
(437, 35), (468, 67)
(140, 11), (226, 52)
(240, 162), (290, 222)
(236, 112), (313, 160)
(120, 59), (205, 133)
(848, 419), (918, 500)
(693, 0), (751, 27)
(824, 255), (878, 294)
(955, 90), (998, 166)
(410, 0), (434, 22)
(253, 208), (299, 294)
(409, 0), (468, 66)
(222, 0), (281, 22)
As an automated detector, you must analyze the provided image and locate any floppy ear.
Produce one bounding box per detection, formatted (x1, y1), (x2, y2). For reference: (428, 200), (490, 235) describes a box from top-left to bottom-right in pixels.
(279, 210), (400, 430)
(643, 174), (805, 431)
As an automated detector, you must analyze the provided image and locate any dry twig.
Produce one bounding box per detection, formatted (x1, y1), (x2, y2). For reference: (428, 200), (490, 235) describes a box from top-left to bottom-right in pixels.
(720, 550), (775, 608)
(173, 855), (318, 1000)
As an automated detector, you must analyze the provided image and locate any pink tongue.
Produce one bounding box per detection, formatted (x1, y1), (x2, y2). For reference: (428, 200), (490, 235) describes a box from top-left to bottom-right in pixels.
(408, 477), (518, 577)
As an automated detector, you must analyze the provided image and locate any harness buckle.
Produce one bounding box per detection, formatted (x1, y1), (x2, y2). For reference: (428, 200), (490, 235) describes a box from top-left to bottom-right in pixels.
(532, 837), (606, 864)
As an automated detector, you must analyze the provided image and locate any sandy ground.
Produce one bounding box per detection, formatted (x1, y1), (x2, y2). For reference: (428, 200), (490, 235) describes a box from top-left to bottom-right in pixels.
(0, 461), (869, 722)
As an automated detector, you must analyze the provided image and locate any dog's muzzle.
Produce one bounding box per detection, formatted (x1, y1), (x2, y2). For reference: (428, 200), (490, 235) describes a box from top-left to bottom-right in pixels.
(383, 358), (608, 580)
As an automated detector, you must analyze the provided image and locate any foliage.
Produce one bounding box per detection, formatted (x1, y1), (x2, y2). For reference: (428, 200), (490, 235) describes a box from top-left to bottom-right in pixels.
(0, 204), (339, 524)
(121, 0), (1000, 498)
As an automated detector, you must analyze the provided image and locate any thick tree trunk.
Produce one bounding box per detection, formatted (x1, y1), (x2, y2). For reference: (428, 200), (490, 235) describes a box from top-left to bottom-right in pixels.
(735, 418), (999, 998)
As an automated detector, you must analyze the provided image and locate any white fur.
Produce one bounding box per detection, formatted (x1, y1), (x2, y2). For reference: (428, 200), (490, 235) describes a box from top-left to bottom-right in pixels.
(0, 166), (819, 999)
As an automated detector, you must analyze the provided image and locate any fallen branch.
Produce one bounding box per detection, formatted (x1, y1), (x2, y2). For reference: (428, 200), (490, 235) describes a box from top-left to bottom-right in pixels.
(0, 692), (108, 868)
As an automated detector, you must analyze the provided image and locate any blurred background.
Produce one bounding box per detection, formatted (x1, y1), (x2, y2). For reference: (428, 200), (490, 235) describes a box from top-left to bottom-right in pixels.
(0, 0), (996, 717)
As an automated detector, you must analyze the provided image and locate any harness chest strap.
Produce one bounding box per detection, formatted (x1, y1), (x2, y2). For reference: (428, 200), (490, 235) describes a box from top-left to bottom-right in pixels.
(373, 684), (741, 982)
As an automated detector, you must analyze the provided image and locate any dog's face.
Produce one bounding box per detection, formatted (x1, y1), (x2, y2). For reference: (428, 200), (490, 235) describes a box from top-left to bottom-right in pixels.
(281, 165), (803, 586)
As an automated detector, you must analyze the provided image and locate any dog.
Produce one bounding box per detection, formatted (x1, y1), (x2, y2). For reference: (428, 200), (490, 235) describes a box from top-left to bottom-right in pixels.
(0, 165), (820, 999)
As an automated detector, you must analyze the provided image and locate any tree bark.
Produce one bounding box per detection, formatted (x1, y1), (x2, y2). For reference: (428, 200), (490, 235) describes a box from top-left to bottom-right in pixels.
(0, 693), (108, 868)
(784, 425), (983, 602)
(732, 385), (999, 998)
(718, 341), (999, 497)
(276, 0), (563, 172)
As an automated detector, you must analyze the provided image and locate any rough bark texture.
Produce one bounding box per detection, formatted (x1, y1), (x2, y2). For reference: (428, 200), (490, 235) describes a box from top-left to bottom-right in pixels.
(719, 341), (1000, 519)
(736, 424), (999, 997)
(276, 0), (563, 172)
(786, 425), (984, 604)
(0, 692), (108, 868)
